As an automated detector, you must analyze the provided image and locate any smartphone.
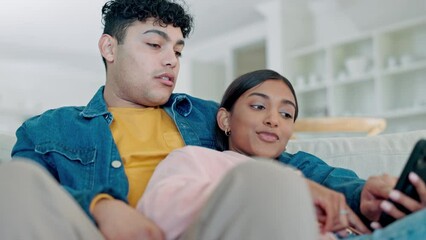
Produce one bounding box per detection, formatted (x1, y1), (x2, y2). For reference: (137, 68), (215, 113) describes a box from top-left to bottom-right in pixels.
(378, 139), (426, 227)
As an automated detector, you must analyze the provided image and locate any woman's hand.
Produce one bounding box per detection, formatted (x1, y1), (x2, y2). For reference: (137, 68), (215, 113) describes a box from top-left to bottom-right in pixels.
(360, 174), (397, 221)
(369, 172), (426, 229)
(306, 180), (370, 235)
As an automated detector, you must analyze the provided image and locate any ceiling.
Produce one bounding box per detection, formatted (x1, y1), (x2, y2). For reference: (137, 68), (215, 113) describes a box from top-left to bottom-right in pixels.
(0, 0), (273, 62)
(186, 0), (275, 44)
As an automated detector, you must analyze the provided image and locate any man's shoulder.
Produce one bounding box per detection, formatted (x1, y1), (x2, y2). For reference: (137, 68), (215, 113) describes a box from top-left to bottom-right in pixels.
(23, 106), (86, 127)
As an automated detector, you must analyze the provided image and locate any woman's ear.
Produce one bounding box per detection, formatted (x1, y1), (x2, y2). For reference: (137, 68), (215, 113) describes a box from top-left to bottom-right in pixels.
(98, 34), (116, 63)
(216, 107), (231, 132)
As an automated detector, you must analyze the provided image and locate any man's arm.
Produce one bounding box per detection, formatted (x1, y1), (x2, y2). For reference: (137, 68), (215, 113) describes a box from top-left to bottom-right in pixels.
(92, 199), (164, 240)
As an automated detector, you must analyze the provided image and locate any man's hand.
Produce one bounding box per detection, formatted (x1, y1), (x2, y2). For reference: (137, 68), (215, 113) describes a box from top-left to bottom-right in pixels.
(92, 199), (164, 240)
(307, 180), (370, 235)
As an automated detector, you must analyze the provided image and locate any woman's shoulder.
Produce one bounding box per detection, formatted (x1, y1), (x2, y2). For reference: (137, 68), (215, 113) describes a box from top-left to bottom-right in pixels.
(279, 151), (327, 166)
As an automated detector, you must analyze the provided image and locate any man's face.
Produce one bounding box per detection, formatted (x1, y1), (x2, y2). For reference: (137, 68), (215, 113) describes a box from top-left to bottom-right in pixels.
(102, 18), (185, 108)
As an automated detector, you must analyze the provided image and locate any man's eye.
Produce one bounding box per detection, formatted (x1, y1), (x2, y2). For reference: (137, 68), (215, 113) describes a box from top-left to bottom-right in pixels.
(147, 43), (160, 48)
(175, 51), (182, 58)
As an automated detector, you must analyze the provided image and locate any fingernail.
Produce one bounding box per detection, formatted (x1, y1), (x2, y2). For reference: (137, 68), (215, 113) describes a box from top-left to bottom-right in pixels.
(380, 200), (392, 212)
(370, 221), (381, 229)
(409, 172), (419, 183)
(389, 190), (400, 201)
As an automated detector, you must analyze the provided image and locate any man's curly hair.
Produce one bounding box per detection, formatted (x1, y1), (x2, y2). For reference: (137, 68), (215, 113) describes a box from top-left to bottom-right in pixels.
(102, 0), (194, 44)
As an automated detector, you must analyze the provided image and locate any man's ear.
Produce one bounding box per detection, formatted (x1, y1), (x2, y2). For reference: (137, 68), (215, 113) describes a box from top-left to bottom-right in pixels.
(216, 107), (231, 132)
(98, 34), (116, 63)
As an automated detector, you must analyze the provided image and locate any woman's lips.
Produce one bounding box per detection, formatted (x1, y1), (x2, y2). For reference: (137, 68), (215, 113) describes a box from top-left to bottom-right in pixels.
(257, 132), (279, 142)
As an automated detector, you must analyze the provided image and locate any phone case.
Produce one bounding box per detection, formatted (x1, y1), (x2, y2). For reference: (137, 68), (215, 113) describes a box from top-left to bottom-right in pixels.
(378, 139), (426, 227)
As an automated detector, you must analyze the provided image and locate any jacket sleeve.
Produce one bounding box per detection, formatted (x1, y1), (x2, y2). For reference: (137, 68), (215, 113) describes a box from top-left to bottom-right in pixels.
(279, 151), (365, 217)
(11, 121), (127, 221)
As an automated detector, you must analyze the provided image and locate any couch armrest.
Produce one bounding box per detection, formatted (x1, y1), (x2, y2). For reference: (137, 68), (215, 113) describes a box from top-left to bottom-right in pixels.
(0, 132), (16, 163)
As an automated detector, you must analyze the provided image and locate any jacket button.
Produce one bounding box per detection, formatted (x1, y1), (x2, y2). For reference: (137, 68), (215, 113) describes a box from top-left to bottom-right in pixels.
(111, 160), (122, 168)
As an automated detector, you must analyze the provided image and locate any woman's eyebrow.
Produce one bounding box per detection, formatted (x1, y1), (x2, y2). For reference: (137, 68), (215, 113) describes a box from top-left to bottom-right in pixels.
(248, 92), (296, 109)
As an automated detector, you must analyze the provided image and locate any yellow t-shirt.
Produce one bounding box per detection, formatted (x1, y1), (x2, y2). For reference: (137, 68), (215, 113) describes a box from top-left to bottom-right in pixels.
(109, 107), (184, 207)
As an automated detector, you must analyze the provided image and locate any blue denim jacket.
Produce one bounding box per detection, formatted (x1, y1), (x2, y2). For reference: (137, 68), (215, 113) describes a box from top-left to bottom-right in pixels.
(11, 86), (219, 217)
(279, 151), (366, 217)
(12, 86), (366, 221)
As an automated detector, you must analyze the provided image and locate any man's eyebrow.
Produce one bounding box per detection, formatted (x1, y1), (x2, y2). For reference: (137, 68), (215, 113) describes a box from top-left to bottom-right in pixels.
(143, 29), (185, 46)
(248, 92), (296, 109)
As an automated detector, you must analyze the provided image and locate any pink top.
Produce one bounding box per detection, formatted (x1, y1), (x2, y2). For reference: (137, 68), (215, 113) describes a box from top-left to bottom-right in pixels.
(137, 146), (251, 240)
(137, 146), (336, 240)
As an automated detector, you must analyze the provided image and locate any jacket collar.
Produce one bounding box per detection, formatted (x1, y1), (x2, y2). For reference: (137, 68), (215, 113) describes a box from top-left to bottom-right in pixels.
(80, 86), (193, 118)
(80, 86), (109, 118)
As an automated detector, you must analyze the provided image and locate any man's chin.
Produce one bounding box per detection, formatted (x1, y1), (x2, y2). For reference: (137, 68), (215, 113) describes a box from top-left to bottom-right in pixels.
(142, 96), (171, 107)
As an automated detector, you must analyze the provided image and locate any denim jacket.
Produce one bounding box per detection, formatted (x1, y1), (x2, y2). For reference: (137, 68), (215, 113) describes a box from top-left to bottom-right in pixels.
(11, 86), (219, 218)
(279, 151), (366, 217)
(12, 86), (366, 220)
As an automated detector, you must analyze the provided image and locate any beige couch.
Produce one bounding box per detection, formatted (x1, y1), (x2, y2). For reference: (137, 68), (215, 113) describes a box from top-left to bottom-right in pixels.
(0, 132), (15, 163)
(1, 130), (426, 179)
(286, 130), (426, 179)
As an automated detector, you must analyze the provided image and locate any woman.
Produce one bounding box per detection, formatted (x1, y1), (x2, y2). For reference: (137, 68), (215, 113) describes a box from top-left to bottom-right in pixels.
(138, 69), (426, 240)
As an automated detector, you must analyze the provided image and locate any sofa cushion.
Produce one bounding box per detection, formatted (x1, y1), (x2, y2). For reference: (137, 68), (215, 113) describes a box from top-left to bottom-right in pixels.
(286, 130), (426, 179)
(0, 132), (16, 163)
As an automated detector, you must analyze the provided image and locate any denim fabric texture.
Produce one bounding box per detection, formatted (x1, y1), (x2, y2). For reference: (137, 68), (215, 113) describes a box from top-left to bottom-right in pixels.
(279, 152), (366, 216)
(11, 86), (219, 218)
(348, 208), (426, 240)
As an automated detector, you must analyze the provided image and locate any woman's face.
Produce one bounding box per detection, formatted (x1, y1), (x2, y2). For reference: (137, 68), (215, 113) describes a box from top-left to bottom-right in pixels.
(223, 80), (296, 159)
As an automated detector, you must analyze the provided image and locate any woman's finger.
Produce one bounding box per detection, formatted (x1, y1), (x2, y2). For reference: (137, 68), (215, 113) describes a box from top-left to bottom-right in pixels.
(409, 172), (426, 206)
(380, 200), (406, 219)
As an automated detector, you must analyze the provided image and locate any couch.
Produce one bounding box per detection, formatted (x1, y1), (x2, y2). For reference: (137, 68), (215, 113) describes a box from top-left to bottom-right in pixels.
(1, 130), (426, 179)
(286, 130), (426, 179)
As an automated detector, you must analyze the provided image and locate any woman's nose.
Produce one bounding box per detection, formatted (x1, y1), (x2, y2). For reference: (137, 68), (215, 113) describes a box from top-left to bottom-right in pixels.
(264, 112), (279, 127)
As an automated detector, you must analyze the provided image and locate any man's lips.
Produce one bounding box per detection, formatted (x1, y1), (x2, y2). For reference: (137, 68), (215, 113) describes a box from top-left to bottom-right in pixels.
(257, 132), (279, 142)
(156, 73), (175, 87)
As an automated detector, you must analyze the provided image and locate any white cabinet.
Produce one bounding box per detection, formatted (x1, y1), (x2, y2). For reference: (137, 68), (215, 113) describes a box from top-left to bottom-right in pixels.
(285, 17), (426, 132)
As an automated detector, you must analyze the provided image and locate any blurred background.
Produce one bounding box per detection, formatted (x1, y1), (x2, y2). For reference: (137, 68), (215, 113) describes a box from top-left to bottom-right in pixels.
(1, 0), (426, 135)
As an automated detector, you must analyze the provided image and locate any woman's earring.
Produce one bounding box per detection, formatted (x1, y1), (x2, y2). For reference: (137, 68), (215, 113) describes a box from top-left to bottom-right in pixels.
(225, 129), (231, 136)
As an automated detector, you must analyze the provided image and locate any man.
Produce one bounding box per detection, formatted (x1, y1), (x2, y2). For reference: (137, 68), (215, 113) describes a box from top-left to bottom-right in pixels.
(7, 0), (217, 239)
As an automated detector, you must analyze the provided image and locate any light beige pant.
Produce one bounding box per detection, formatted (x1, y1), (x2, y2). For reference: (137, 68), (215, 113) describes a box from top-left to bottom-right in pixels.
(181, 159), (319, 240)
(0, 160), (104, 240)
(0, 159), (318, 240)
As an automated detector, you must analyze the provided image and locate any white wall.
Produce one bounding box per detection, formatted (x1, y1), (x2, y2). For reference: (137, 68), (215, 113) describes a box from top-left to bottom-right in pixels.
(184, 0), (426, 103)
(0, 0), (106, 134)
(1, 0), (426, 135)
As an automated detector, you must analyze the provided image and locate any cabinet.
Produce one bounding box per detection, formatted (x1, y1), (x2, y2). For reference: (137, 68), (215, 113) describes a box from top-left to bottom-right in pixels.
(285, 17), (426, 132)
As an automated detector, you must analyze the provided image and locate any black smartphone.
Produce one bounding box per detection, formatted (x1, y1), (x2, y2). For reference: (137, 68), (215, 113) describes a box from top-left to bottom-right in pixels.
(378, 139), (426, 227)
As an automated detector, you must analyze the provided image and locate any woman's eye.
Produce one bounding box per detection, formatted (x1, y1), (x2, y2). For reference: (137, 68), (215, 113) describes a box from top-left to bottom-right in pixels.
(175, 51), (182, 58)
(280, 112), (293, 119)
(251, 104), (265, 110)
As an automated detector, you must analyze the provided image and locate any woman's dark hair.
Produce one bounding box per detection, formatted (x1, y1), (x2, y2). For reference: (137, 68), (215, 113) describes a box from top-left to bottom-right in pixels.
(100, 0), (193, 67)
(216, 69), (299, 151)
